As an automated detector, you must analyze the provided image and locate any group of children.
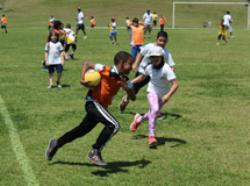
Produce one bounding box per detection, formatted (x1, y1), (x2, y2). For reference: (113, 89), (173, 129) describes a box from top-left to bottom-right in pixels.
(45, 30), (179, 166)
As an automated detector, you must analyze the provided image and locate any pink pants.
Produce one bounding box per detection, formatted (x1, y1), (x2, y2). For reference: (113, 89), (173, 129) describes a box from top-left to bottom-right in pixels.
(141, 91), (163, 137)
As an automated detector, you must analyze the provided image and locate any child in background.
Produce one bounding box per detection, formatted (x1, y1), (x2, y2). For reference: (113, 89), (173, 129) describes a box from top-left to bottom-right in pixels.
(64, 23), (77, 60)
(45, 51), (136, 166)
(216, 19), (227, 45)
(125, 17), (131, 32)
(130, 17), (144, 58)
(44, 32), (64, 88)
(48, 15), (55, 30)
(1, 14), (8, 34)
(129, 46), (178, 148)
(152, 12), (158, 27)
(109, 17), (117, 45)
(159, 16), (166, 31)
(90, 16), (96, 30)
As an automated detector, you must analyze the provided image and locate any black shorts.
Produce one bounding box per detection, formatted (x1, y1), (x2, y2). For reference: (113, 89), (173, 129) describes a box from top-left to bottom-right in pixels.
(65, 43), (77, 52)
(77, 23), (85, 31)
(48, 64), (63, 74)
(1, 25), (6, 29)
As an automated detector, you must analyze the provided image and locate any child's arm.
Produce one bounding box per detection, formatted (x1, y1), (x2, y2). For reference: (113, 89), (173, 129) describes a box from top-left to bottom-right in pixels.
(44, 52), (48, 65)
(80, 61), (97, 87)
(131, 74), (147, 84)
(60, 52), (65, 65)
(161, 79), (178, 104)
(132, 52), (143, 70)
(120, 77), (136, 101)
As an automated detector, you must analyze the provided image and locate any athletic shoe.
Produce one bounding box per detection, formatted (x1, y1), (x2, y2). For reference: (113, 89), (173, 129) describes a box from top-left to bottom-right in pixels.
(119, 96), (129, 112)
(57, 84), (62, 88)
(130, 114), (141, 132)
(87, 149), (107, 166)
(47, 84), (53, 89)
(148, 136), (158, 148)
(45, 139), (58, 161)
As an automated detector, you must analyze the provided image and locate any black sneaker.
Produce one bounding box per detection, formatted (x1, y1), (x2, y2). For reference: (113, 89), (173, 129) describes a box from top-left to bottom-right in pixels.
(87, 149), (107, 166)
(45, 139), (58, 161)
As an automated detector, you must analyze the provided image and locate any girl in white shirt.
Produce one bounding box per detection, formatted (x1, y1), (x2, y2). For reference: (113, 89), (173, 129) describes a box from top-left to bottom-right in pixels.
(45, 32), (64, 88)
(130, 46), (178, 148)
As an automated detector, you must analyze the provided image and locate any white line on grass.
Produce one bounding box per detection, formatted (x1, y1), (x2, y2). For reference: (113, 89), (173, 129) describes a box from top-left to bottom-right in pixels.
(0, 95), (39, 186)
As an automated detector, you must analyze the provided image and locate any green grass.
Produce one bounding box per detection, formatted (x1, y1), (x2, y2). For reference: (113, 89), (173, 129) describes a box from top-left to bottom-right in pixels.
(1, 1), (250, 186)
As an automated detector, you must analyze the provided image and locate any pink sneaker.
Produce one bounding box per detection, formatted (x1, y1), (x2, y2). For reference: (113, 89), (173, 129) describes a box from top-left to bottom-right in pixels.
(129, 114), (141, 132)
(148, 136), (157, 148)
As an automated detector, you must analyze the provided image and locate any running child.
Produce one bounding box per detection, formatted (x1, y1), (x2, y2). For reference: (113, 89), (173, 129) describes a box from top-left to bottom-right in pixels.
(1, 14), (8, 34)
(159, 16), (166, 31)
(120, 31), (176, 112)
(89, 16), (96, 30)
(216, 19), (227, 45)
(44, 32), (64, 88)
(64, 23), (77, 60)
(109, 17), (117, 45)
(76, 7), (87, 39)
(45, 51), (136, 166)
(129, 46), (178, 148)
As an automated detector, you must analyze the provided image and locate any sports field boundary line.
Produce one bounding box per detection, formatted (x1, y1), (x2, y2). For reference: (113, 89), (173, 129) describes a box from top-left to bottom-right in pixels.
(0, 95), (39, 186)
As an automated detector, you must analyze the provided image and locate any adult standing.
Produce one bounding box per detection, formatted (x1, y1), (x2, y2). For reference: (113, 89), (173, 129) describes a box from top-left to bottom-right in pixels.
(76, 7), (87, 40)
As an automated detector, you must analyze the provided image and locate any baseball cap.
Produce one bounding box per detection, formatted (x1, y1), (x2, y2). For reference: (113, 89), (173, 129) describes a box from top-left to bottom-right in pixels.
(148, 46), (164, 57)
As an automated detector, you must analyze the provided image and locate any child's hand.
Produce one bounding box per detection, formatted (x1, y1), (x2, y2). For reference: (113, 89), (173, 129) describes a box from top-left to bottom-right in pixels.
(161, 96), (169, 104)
(80, 80), (92, 88)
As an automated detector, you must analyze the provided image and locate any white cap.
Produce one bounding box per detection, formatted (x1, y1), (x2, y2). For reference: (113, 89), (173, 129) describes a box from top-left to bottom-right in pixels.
(148, 46), (164, 57)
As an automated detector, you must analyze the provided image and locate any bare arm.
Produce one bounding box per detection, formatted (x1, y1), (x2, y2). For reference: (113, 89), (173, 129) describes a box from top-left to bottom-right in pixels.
(80, 61), (96, 87)
(120, 77), (136, 101)
(132, 53), (143, 71)
(44, 52), (48, 65)
(131, 74), (146, 84)
(161, 79), (179, 104)
(60, 51), (65, 65)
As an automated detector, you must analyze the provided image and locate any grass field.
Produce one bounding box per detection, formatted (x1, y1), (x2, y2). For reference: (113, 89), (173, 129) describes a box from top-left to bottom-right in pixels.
(1, 0), (250, 186)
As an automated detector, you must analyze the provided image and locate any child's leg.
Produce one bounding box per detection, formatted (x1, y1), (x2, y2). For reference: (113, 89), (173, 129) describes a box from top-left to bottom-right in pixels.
(56, 64), (63, 85)
(48, 65), (54, 87)
(141, 92), (161, 136)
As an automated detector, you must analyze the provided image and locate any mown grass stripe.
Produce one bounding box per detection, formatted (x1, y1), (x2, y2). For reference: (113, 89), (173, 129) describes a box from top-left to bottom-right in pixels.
(0, 95), (39, 186)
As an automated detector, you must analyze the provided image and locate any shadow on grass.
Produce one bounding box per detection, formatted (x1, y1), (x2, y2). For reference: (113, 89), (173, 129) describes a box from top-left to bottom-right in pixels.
(50, 158), (151, 177)
(134, 134), (187, 148)
(124, 111), (182, 120)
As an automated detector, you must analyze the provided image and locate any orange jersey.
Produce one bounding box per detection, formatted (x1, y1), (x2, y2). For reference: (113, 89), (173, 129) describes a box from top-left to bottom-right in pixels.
(131, 25), (144, 45)
(90, 18), (96, 26)
(1, 17), (7, 25)
(159, 17), (166, 25)
(89, 66), (122, 108)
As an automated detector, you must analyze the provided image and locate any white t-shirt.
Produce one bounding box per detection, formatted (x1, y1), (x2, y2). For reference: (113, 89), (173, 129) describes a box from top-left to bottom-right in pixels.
(45, 41), (64, 65)
(143, 63), (176, 97)
(138, 43), (175, 74)
(110, 22), (117, 32)
(223, 14), (232, 26)
(77, 11), (84, 24)
(143, 13), (153, 25)
(64, 28), (76, 44)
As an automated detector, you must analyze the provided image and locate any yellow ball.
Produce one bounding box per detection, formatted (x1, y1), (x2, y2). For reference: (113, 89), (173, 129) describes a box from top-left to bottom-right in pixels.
(84, 69), (101, 86)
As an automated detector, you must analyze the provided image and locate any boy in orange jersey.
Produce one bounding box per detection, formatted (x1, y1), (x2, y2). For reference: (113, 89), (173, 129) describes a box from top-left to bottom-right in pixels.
(46, 51), (135, 166)
(1, 14), (8, 34)
(130, 17), (144, 58)
(89, 16), (96, 30)
(159, 16), (166, 31)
